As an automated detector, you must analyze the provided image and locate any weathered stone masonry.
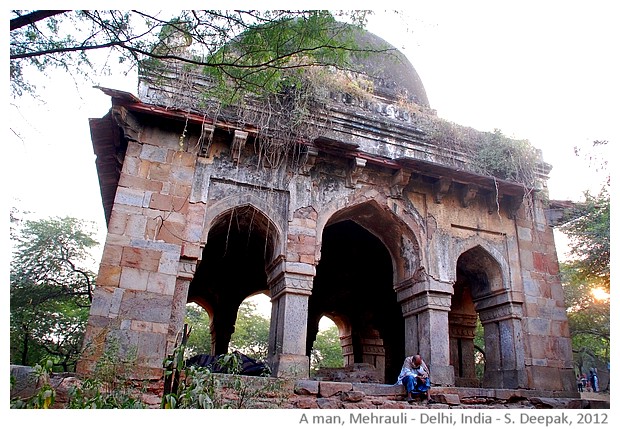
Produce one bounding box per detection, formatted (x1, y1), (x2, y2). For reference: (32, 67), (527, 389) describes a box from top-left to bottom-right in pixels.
(78, 29), (575, 395)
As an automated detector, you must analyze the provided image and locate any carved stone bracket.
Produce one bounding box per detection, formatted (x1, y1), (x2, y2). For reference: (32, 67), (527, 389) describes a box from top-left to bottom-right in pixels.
(501, 195), (522, 219)
(395, 267), (427, 289)
(449, 312), (478, 327)
(449, 325), (477, 339)
(346, 157), (366, 188)
(361, 344), (386, 355)
(300, 147), (319, 176)
(198, 123), (215, 157)
(400, 291), (452, 317)
(269, 273), (313, 300)
(341, 340), (354, 357)
(449, 312), (478, 338)
(231, 130), (248, 163)
(485, 189), (500, 214)
(390, 169), (411, 198)
(461, 184), (479, 208)
(267, 257), (314, 300)
(478, 302), (523, 323)
(111, 106), (141, 144)
(433, 177), (452, 203)
(394, 267), (429, 303)
(177, 257), (198, 281)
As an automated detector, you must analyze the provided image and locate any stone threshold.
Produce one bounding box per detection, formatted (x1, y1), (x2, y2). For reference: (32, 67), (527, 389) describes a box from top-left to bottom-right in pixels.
(298, 379), (580, 398)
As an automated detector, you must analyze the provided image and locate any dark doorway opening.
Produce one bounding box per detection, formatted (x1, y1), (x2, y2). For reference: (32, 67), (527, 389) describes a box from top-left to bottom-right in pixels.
(188, 206), (274, 356)
(308, 220), (404, 383)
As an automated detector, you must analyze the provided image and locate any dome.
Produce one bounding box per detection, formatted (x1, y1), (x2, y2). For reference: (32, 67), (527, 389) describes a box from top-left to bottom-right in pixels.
(346, 27), (430, 108)
(137, 23), (431, 111)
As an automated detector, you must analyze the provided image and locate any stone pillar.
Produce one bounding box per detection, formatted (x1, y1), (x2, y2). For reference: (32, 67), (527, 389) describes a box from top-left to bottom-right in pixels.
(417, 303), (454, 386)
(79, 135), (206, 379)
(397, 278), (454, 386)
(267, 257), (313, 378)
(516, 197), (576, 392)
(478, 302), (527, 389)
(165, 255), (197, 355)
(211, 307), (238, 356)
(78, 238), (184, 379)
(360, 330), (386, 381)
(340, 334), (354, 367)
(449, 313), (479, 387)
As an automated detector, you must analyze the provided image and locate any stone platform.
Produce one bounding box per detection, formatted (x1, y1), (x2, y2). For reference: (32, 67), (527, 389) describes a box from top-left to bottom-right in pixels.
(291, 379), (608, 409)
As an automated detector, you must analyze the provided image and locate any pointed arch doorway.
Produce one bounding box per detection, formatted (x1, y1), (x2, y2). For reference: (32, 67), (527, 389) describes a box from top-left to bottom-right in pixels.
(308, 208), (407, 383)
(450, 245), (526, 388)
(187, 205), (277, 356)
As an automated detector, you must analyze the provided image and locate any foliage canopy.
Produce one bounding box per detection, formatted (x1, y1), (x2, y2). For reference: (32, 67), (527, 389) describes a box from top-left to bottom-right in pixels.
(310, 324), (345, 371)
(558, 140), (610, 374)
(561, 188), (610, 291)
(10, 10), (372, 99)
(10, 215), (98, 371)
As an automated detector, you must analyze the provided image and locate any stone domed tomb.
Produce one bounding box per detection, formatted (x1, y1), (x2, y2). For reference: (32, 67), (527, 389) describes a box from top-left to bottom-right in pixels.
(79, 25), (576, 395)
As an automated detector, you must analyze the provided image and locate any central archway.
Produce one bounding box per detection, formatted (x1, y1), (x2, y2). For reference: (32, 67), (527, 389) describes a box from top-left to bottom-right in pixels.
(308, 219), (404, 383)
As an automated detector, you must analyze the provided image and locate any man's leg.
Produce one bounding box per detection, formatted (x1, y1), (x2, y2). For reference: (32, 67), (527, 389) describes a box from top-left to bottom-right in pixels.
(415, 377), (432, 402)
(425, 378), (432, 401)
(402, 376), (415, 401)
(426, 388), (433, 402)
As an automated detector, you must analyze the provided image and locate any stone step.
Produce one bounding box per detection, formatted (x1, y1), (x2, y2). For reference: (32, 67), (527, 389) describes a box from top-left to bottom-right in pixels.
(293, 379), (608, 408)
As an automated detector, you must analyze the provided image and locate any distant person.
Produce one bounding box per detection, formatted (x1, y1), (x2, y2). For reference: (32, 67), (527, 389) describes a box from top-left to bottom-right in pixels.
(577, 375), (584, 392)
(396, 354), (433, 403)
(580, 374), (587, 392)
(590, 369), (599, 392)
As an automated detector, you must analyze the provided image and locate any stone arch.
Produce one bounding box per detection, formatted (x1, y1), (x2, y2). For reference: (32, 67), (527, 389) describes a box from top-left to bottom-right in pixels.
(187, 204), (281, 355)
(311, 197), (424, 382)
(450, 244), (526, 388)
(189, 296), (214, 318)
(452, 238), (511, 293)
(307, 312), (350, 367)
(327, 313), (352, 339)
(316, 195), (425, 284)
(202, 194), (285, 261)
(185, 299), (215, 354)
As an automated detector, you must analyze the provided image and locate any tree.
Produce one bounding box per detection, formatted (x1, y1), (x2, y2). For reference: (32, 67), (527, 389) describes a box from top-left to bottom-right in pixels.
(561, 140), (610, 289)
(11, 10), (399, 171)
(10, 10), (377, 99)
(558, 140), (610, 380)
(473, 318), (486, 383)
(561, 263), (610, 363)
(310, 325), (344, 371)
(184, 303), (212, 357)
(561, 187), (610, 291)
(185, 300), (271, 361)
(10, 215), (98, 371)
(229, 301), (270, 360)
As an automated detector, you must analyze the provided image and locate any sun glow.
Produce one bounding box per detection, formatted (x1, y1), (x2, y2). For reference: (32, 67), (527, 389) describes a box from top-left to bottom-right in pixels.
(591, 288), (610, 301)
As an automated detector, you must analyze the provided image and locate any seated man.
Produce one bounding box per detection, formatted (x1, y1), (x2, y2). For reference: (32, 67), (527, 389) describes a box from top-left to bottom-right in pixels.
(396, 354), (432, 403)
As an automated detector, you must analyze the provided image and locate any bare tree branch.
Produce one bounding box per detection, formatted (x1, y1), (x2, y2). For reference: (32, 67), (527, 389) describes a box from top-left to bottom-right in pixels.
(10, 10), (69, 31)
(10, 40), (128, 60)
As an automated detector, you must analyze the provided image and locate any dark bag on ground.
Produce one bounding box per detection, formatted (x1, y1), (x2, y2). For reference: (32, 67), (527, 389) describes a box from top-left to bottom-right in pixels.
(186, 351), (269, 376)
